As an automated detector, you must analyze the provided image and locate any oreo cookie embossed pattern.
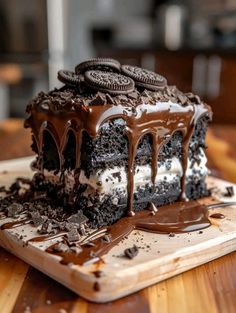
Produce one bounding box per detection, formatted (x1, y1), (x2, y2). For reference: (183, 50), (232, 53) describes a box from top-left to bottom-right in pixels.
(25, 57), (212, 228)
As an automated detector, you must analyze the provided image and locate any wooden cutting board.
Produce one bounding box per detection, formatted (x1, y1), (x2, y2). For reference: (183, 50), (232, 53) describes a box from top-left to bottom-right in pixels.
(0, 157), (236, 303)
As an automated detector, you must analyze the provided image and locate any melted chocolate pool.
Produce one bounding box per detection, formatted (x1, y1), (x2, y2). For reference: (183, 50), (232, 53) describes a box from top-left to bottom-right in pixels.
(46, 200), (210, 266)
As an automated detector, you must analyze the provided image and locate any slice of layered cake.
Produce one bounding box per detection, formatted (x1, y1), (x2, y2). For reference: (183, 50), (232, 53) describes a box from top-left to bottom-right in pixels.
(25, 58), (212, 228)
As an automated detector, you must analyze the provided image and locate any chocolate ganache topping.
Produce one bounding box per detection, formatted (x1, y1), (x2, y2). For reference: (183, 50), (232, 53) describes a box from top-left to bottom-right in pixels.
(25, 58), (212, 216)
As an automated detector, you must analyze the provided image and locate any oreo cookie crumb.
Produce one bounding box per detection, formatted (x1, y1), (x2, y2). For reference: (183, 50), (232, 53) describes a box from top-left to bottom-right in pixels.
(89, 93), (106, 105)
(67, 211), (88, 226)
(30, 211), (45, 227)
(37, 220), (53, 235)
(67, 227), (80, 242)
(124, 245), (139, 259)
(53, 242), (70, 253)
(224, 186), (234, 197)
(6, 203), (24, 217)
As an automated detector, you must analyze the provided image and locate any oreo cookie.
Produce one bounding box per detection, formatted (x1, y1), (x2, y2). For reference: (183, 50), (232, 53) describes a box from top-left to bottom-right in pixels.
(75, 58), (121, 74)
(57, 70), (80, 86)
(84, 70), (135, 95)
(121, 65), (167, 91)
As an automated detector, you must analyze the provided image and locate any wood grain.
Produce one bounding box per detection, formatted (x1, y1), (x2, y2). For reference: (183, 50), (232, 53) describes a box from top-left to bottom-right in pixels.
(0, 120), (236, 312)
(12, 267), (77, 313)
(0, 159), (236, 304)
(0, 249), (29, 313)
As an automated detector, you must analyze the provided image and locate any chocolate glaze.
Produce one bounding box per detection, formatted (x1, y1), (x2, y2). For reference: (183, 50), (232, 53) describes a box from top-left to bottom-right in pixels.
(25, 91), (211, 215)
(46, 200), (211, 266)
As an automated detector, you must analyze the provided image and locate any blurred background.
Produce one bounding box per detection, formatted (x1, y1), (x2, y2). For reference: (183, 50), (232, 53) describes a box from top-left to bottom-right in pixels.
(0, 0), (236, 123)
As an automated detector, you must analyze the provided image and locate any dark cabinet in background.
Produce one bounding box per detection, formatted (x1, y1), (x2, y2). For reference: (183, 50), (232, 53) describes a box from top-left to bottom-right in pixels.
(99, 48), (236, 124)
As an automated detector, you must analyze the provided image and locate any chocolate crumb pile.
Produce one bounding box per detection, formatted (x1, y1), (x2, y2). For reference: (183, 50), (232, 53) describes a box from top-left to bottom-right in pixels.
(0, 174), (89, 238)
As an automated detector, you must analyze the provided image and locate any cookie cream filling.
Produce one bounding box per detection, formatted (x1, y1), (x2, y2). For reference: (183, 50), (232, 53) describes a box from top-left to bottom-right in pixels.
(79, 148), (208, 195)
(43, 148), (208, 196)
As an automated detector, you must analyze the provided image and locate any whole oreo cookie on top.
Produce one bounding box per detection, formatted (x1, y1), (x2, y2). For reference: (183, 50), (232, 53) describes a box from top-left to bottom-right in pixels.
(57, 70), (80, 86)
(121, 65), (167, 91)
(84, 70), (135, 95)
(75, 58), (121, 74)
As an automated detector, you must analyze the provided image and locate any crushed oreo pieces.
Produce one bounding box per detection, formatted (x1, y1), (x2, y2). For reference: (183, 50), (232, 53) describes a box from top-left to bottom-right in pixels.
(53, 242), (70, 253)
(66, 227), (80, 243)
(124, 245), (139, 259)
(0, 174), (90, 239)
(224, 186), (234, 197)
(30, 211), (45, 227)
(37, 220), (55, 235)
(67, 211), (88, 225)
(6, 203), (24, 217)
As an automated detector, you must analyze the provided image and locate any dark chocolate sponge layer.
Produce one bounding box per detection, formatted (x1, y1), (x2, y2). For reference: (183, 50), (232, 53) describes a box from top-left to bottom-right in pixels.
(77, 175), (208, 228)
(80, 119), (184, 177)
(78, 178), (181, 227)
(40, 116), (209, 176)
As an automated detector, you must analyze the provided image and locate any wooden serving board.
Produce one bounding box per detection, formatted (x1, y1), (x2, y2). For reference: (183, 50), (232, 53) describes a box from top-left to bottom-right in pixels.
(0, 157), (236, 303)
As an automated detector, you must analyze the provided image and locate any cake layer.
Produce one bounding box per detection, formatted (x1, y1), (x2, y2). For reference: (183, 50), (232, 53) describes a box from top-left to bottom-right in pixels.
(42, 146), (208, 227)
(38, 115), (209, 179)
(78, 177), (209, 227)
(79, 148), (207, 195)
(80, 115), (209, 177)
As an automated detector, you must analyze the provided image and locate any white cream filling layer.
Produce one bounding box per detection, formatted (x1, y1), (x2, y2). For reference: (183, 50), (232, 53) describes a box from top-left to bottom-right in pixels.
(79, 148), (208, 195)
(43, 148), (208, 196)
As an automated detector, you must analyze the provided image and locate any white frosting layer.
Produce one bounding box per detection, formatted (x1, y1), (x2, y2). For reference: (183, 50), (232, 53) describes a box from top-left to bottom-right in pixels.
(43, 148), (208, 196)
(79, 148), (208, 194)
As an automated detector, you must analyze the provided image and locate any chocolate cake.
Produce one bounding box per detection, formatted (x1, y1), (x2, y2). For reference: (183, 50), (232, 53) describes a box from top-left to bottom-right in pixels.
(25, 58), (212, 228)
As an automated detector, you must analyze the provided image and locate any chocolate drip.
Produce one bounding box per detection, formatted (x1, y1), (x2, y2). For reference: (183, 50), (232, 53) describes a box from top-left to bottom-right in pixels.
(26, 101), (209, 215)
(46, 200), (211, 266)
(26, 100), (210, 214)
(180, 125), (194, 200)
(151, 133), (159, 186)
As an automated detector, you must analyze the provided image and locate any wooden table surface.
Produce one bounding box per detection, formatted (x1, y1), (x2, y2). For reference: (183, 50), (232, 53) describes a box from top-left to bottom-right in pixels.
(0, 119), (236, 313)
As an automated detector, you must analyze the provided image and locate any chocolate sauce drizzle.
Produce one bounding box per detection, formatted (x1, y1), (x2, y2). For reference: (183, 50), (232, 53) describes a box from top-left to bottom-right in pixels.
(0, 219), (30, 230)
(45, 200), (211, 266)
(1, 200), (235, 267)
(25, 98), (211, 215)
